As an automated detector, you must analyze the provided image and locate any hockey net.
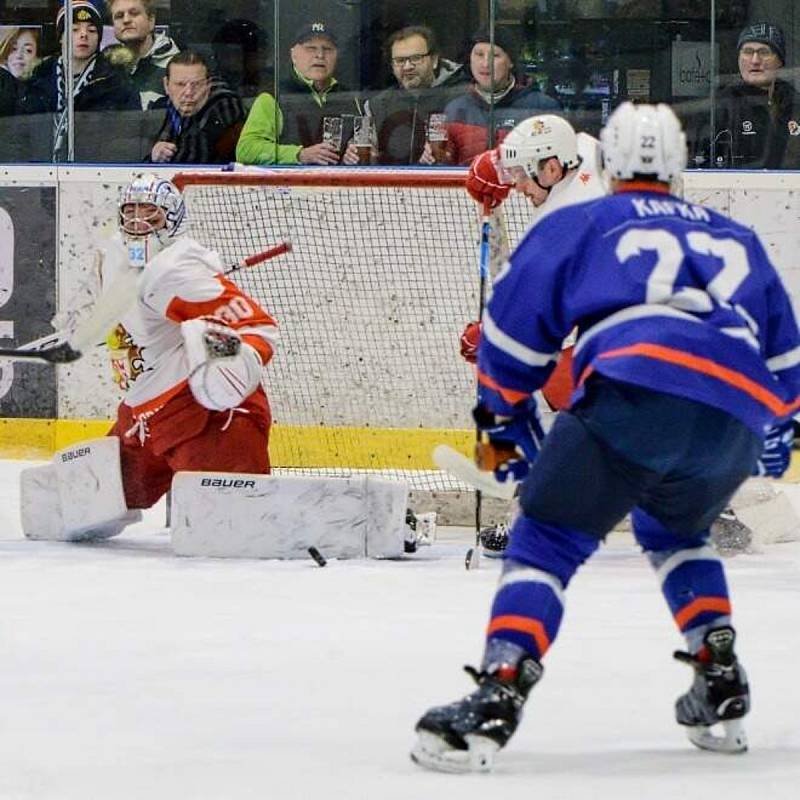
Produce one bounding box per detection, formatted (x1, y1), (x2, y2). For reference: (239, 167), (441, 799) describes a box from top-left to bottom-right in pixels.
(173, 168), (535, 503)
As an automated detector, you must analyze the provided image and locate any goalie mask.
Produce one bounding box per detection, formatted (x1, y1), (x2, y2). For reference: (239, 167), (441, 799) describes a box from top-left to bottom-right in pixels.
(119, 174), (186, 268)
(498, 114), (580, 182)
(600, 102), (687, 184)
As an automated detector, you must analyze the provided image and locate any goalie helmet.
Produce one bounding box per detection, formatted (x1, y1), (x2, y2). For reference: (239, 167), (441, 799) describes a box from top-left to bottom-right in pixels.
(119, 173), (186, 268)
(600, 102), (687, 184)
(499, 114), (580, 179)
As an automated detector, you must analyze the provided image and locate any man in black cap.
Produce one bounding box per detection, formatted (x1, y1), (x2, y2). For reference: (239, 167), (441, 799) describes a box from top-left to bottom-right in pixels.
(236, 21), (362, 165)
(700, 21), (800, 169)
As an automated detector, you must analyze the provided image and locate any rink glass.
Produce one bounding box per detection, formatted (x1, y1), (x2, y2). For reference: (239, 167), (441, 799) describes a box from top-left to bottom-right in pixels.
(0, 1), (795, 167)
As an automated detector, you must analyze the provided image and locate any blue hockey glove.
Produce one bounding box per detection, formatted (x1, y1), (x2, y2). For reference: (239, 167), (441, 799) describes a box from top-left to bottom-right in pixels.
(473, 399), (545, 483)
(753, 419), (794, 478)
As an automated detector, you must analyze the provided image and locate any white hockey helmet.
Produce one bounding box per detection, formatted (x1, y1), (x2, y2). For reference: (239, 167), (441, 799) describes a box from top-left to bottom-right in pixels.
(600, 102), (687, 183)
(499, 114), (580, 180)
(119, 173), (186, 267)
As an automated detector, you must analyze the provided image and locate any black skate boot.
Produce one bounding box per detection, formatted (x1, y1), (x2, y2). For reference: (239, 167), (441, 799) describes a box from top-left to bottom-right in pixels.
(674, 626), (749, 753)
(478, 521), (510, 558)
(411, 658), (543, 773)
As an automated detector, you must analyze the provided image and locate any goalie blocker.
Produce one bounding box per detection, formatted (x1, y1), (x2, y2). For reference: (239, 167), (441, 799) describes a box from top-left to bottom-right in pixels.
(171, 471), (409, 559)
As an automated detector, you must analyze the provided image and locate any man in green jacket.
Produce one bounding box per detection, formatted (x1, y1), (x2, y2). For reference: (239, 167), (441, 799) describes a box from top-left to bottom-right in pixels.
(236, 21), (362, 165)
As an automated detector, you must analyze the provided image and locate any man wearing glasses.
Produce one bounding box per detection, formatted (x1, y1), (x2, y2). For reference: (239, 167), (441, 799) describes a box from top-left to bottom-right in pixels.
(237, 21), (362, 165)
(364, 25), (466, 165)
(704, 22), (800, 169)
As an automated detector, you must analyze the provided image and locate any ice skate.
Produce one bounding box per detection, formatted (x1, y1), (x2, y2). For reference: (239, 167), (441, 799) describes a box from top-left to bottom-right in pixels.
(411, 658), (543, 773)
(674, 626), (749, 753)
(709, 508), (753, 557)
(478, 520), (510, 559)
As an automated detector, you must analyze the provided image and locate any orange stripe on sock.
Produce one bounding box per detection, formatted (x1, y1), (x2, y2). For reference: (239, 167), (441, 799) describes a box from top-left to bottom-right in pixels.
(487, 615), (551, 656)
(674, 597), (732, 630)
(597, 343), (800, 417)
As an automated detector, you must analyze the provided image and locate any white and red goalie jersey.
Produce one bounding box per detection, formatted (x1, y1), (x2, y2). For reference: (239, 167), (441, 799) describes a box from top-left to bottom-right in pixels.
(106, 236), (277, 419)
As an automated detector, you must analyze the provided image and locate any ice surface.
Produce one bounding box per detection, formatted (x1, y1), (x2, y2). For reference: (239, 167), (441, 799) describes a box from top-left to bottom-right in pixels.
(1, 459), (799, 799)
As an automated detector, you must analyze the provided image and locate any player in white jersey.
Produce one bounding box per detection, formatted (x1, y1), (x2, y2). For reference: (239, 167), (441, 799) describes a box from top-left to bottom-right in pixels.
(20, 174), (278, 544)
(460, 115), (605, 553)
(103, 173), (278, 510)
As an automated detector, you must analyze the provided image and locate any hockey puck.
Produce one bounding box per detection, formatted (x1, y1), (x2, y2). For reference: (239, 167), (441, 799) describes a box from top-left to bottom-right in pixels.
(308, 546), (327, 567)
(465, 548), (474, 570)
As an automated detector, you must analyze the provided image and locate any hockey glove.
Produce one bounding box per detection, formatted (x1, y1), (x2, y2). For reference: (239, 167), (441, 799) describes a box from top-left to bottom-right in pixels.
(473, 399), (545, 483)
(182, 318), (263, 411)
(753, 418), (794, 478)
(466, 148), (511, 210)
(459, 320), (481, 364)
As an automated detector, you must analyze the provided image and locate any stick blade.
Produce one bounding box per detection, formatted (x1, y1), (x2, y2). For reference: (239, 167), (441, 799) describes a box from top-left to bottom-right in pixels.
(432, 445), (517, 500)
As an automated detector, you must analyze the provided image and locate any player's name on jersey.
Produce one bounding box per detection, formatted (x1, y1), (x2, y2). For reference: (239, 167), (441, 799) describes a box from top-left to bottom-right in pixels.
(630, 197), (711, 222)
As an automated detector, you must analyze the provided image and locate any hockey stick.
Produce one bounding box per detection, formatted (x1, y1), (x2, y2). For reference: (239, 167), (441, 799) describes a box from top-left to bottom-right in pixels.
(432, 445), (517, 500)
(466, 208), (492, 569)
(0, 241), (292, 364)
(464, 203), (511, 569)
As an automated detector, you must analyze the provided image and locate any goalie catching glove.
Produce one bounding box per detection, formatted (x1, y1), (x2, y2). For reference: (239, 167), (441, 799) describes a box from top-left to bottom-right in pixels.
(182, 318), (263, 411)
(466, 148), (510, 210)
(473, 398), (544, 483)
(753, 418), (794, 478)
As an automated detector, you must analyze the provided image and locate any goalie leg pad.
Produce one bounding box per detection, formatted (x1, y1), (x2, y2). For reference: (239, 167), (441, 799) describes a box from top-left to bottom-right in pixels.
(21, 438), (141, 541)
(170, 472), (408, 559)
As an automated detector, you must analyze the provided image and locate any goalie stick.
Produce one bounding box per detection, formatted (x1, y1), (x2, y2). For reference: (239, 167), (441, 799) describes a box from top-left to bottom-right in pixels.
(0, 241), (292, 364)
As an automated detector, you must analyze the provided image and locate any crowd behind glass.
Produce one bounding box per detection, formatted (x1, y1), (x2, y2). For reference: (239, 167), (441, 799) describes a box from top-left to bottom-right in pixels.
(0, 0), (798, 169)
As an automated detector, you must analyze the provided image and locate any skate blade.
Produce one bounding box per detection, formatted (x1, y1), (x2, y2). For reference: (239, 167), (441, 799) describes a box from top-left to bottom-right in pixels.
(410, 731), (499, 773)
(687, 718), (748, 754)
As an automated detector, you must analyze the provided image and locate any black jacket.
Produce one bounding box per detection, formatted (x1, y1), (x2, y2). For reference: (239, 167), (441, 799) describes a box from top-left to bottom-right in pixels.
(149, 79), (246, 163)
(700, 78), (800, 169)
(365, 58), (467, 165)
(0, 68), (18, 116)
(18, 52), (140, 115)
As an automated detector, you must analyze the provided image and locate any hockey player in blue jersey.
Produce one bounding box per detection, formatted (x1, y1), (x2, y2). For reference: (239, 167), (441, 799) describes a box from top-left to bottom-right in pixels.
(411, 102), (800, 773)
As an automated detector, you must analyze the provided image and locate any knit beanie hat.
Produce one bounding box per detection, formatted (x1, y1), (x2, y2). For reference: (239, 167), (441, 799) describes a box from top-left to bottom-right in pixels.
(56, 1), (105, 37)
(469, 28), (519, 65)
(737, 22), (786, 64)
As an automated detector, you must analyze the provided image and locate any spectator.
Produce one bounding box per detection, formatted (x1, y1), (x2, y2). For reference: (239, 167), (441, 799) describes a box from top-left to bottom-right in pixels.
(441, 29), (560, 165)
(1, 26), (40, 80)
(0, 26), (40, 116)
(236, 21), (362, 166)
(361, 25), (466, 165)
(108, 0), (180, 108)
(701, 22), (800, 168)
(19, 1), (139, 125)
(148, 49), (246, 164)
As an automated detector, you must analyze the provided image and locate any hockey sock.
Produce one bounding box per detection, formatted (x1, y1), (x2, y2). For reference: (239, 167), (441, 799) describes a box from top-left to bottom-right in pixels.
(484, 513), (599, 664)
(484, 558), (565, 663)
(634, 511), (732, 653)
